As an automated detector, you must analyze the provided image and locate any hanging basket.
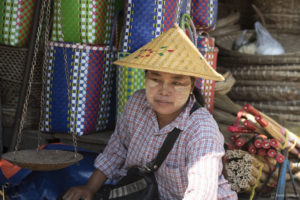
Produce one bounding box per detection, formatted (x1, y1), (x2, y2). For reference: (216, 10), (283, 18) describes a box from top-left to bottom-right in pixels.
(216, 30), (300, 65)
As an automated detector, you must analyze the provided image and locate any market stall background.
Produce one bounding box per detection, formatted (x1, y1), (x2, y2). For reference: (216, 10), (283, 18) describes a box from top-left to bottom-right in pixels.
(0, 0), (300, 199)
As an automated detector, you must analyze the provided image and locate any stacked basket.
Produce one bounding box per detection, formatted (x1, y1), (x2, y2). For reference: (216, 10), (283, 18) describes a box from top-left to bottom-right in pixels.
(216, 29), (300, 128)
(0, 0), (42, 129)
(252, 0), (300, 34)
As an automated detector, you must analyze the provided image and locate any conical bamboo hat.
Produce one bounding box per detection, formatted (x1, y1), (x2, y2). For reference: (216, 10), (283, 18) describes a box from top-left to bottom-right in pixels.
(114, 24), (224, 81)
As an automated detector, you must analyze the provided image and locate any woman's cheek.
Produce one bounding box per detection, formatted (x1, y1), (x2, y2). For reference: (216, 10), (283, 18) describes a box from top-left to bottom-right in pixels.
(173, 85), (191, 107)
(146, 79), (159, 88)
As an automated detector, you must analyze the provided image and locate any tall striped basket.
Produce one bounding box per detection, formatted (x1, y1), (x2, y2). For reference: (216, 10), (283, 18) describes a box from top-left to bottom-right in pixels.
(121, 0), (190, 53)
(191, 0), (218, 31)
(51, 0), (115, 45)
(116, 0), (190, 117)
(40, 42), (116, 136)
(116, 52), (145, 117)
(196, 35), (218, 114)
(0, 0), (35, 47)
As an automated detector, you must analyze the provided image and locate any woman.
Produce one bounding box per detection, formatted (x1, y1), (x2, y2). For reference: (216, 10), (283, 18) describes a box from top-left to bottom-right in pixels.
(63, 25), (237, 200)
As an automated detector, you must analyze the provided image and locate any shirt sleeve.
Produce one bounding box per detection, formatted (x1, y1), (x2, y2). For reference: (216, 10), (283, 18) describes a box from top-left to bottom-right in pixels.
(183, 126), (225, 200)
(94, 104), (130, 180)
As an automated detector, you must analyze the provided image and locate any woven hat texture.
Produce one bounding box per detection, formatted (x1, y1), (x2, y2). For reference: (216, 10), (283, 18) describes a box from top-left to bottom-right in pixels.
(114, 24), (224, 81)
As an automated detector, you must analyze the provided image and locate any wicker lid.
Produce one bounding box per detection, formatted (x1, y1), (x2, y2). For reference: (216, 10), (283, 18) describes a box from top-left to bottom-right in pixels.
(114, 24), (224, 81)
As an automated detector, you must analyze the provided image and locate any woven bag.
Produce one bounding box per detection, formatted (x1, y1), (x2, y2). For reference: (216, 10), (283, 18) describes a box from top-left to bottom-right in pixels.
(0, 0), (35, 47)
(191, 0), (218, 31)
(51, 0), (115, 45)
(121, 0), (190, 53)
(196, 45), (219, 114)
(180, 14), (218, 114)
(40, 42), (116, 135)
(116, 52), (145, 117)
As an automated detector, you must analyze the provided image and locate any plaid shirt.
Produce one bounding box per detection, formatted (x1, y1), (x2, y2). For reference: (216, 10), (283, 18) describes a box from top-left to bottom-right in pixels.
(95, 89), (237, 200)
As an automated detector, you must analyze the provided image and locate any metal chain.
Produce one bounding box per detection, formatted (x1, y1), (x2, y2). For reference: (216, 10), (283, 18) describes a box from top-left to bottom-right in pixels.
(58, 0), (78, 156)
(15, 0), (47, 151)
(38, 0), (52, 149)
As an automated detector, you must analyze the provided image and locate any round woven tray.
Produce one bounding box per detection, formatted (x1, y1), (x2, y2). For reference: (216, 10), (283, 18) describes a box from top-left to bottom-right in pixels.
(2, 149), (83, 171)
(230, 70), (300, 81)
(222, 64), (300, 71)
(216, 30), (300, 65)
(228, 85), (300, 101)
(235, 80), (300, 88)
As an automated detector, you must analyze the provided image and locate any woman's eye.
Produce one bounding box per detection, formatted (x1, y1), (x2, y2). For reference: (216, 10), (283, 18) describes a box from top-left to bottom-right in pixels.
(173, 82), (182, 85)
(150, 78), (159, 82)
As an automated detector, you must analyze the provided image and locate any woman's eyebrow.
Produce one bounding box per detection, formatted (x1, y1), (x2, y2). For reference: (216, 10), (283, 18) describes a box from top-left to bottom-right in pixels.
(148, 72), (187, 80)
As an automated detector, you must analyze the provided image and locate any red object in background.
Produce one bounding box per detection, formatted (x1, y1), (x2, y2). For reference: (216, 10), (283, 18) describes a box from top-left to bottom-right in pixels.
(0, 158), (22, 179)
(258, 148), (267, 157)
(275, 153), (285, 163)
(262, 140), (271, 149)
(267, 149), (277, 158)
(254, 139), (263, 148)
(248, 145), (257, 154)
(270, 139), (280, 149)
(235, 138), (246, 147)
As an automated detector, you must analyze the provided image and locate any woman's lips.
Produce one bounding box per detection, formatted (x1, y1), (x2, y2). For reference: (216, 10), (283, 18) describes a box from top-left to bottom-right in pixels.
(154, 99), (172, 105)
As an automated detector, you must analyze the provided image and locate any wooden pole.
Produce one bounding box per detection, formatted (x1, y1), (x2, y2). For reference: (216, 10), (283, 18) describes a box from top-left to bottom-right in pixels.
(9, 0), (43, 151)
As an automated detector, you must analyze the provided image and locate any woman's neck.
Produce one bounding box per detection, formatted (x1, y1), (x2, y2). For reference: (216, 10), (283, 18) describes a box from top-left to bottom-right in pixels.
(156, 107), (184, 129)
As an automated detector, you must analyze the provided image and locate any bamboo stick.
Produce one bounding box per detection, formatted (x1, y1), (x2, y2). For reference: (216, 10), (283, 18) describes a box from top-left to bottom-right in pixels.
(244, 104), (300, 149)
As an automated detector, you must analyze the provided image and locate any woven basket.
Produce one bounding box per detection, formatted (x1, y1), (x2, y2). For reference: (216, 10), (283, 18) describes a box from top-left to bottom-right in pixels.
(235, 80), (300, 88)
(252, 0), (300, 33)
(230, 70), (300, 81)
(253, 0), (300, 15)
(237, 100), (300, 107)
(234, 101), (300, 115)
(0, 45), (43, 106)
(1, 105), (40, 128)
(222, 64), (300, 71)
(216, 30), (300, 65)
(229, 86), (300, 101)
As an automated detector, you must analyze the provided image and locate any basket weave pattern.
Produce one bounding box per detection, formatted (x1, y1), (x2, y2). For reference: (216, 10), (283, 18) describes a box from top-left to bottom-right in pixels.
(217, 29), (300, 123)
(0, 45), (43, 128)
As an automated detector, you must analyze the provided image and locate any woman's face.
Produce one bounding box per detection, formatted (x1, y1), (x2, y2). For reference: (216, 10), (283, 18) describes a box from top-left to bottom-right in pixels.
(145, 70), (193, 116)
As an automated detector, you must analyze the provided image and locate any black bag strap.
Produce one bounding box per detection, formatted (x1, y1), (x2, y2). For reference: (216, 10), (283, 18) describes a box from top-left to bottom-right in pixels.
(148, 102), (200, 172)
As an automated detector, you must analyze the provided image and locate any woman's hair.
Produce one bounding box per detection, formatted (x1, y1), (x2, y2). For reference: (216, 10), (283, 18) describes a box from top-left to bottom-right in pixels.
(191, 77), (205, 107)
(192, 87), (205, 107)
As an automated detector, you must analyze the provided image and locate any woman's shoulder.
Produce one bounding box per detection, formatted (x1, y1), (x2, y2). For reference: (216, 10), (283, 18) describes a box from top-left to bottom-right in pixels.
(126, 89), (147, 105)
(122, 89), (148, 113)
(187, 107), (224, 143)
